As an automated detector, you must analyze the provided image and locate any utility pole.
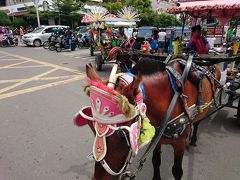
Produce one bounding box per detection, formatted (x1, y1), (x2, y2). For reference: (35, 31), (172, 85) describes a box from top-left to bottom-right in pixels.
(35, 0), (41, 27)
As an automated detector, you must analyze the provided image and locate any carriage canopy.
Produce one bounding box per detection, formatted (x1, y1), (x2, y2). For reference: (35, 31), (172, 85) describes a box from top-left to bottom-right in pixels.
(167, 0), (240, 25)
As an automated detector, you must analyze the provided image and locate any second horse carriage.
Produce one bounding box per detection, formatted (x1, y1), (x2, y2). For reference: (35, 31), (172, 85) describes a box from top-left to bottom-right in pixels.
(94, 18), (137, 71)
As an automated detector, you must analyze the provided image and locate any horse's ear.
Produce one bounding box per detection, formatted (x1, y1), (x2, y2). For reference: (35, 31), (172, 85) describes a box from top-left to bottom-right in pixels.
(86, 63), (102, 82)
(124, 74), (142, 102)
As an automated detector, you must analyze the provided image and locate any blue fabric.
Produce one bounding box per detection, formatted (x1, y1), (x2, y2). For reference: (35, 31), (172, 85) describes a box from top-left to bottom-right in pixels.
(140, 84), (146, 100)
(168, 34), (174, 54)
(68, 39), (72, 49)
(166, 69), (177, 93)
(150, 39), (159, 50)
(124, 64), (131, 73)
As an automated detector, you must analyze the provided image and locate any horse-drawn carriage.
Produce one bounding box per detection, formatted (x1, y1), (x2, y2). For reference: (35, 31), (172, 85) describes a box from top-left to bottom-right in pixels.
(92, 18), (137, 71)
(74, 1), (240, 180)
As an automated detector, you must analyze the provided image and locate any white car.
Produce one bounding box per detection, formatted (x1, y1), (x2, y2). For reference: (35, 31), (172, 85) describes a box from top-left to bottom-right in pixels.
(22, 25), (68, 47)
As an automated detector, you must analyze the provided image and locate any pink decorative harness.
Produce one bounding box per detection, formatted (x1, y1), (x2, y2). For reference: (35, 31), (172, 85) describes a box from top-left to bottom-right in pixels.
(74, 65), (148, 176)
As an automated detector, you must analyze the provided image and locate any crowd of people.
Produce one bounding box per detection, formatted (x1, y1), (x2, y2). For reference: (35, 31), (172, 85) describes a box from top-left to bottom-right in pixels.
(1, 24), (237, 57)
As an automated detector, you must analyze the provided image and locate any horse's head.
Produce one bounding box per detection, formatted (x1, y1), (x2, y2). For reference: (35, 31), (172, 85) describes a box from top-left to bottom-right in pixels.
(74, 64), (154, 180)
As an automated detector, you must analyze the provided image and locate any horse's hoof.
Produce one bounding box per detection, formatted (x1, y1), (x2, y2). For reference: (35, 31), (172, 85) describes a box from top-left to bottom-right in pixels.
(190, 142), (197, 147)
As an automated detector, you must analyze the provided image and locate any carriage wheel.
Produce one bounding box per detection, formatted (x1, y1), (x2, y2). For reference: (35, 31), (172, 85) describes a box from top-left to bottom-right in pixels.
(236, 97), (240, 126)
(95, 55), (103, 71)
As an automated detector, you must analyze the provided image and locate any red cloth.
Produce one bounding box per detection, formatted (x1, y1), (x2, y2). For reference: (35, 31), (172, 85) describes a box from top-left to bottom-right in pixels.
(191, 35), (208, 54)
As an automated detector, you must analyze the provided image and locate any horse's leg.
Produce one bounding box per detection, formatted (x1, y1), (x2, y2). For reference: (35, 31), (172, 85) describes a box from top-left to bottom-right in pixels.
(172, 140), (185, 180)
(152, 145), (161, 180)
(190, 121), (201, 146)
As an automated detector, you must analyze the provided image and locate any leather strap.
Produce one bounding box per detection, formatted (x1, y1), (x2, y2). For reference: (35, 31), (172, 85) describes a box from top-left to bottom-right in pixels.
(137, 53), (194, 167)
(164, 54), (173, 64)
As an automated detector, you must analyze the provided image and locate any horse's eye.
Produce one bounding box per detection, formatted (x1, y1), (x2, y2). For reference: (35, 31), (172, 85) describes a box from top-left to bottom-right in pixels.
(104, 107), (109, 111)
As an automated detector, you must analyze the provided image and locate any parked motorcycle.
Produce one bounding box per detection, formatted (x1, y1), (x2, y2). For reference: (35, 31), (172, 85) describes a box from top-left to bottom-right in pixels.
(77, 34), (90, 48)
(55, 35), (76, 52)
(0, 34), (18, 47)
(43, 34), (57, 51)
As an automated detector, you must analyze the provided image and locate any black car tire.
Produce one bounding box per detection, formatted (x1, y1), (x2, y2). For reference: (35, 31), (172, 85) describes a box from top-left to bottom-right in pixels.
(33, 39), (41, 47)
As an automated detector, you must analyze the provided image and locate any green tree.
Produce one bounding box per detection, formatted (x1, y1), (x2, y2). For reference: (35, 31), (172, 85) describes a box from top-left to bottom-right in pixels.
(102, 2), (123, 14)
(154, 13), (180, 28)
(125, 0), (156, 27)
(86, 1), (123, 14)
(0, 10), (11, 26)
(125, 0), (152, 14)
(51, 0), (83, 26)
(12, 17), (28, 28)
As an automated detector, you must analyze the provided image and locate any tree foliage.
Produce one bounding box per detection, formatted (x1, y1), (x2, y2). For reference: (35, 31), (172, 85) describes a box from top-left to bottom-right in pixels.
(87, 1), (123, 15)
(51, 0), (83, 25)
(125, 0), (178, 27)
(102, 2), (123, 14)
(125, 0), (152, 14)
(153, 13), (180, 28)
(0, 11), (11, 26)
(12, 17), (28, 28)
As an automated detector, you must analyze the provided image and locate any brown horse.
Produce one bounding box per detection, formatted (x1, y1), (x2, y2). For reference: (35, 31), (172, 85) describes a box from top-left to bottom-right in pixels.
(81, 59), (221, 180)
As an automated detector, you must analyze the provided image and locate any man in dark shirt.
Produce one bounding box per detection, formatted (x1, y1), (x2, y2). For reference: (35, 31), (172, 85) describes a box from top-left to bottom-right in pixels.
(65, 28), (73, 51)
(187, 25), (209, 54)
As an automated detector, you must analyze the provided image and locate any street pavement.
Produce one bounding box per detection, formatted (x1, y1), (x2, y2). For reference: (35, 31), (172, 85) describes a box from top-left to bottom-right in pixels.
(0, 46), (240, 180)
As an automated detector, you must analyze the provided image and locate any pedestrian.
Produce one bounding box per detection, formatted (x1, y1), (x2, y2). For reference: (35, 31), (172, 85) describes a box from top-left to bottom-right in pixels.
(158, 28), (167, 53)
(227, 25), (235, 43)
(132, 29), (137, 39)
(65, 28), (73, 51)
(168, 29), (175, 54)
(19, 26), (24, 42)
(187, 25), (209, 54)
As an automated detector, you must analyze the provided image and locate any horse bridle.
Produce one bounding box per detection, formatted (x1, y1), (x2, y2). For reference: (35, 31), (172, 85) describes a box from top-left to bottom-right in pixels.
(80, 64), (149, 178)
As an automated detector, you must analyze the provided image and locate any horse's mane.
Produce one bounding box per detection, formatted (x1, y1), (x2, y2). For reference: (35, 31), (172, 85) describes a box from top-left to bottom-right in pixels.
(131, 57), (166, 75)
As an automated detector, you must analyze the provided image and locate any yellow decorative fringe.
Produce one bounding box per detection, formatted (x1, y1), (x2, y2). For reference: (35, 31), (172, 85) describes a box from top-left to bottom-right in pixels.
(83, 85), (90, 96)
(116, 93), (136, 118)
(197, 101), (213, 113)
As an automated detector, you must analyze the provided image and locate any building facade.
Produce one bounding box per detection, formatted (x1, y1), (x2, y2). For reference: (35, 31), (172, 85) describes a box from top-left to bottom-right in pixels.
(6, 0), (33, 6)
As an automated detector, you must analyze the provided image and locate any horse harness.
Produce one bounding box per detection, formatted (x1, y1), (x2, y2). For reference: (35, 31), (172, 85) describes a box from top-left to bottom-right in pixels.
(76, 54), (220, 179)
(163, 59), (218, 139)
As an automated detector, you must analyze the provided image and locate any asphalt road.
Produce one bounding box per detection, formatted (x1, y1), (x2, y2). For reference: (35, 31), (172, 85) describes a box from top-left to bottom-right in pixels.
(0, 46), (240, 180)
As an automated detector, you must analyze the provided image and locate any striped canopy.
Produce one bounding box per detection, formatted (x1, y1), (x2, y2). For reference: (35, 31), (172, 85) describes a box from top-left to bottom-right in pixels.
(167, 0), (240, 18)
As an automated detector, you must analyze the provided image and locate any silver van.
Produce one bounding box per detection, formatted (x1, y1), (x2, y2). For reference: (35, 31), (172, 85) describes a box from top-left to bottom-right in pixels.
(22, 25), (68, 47)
